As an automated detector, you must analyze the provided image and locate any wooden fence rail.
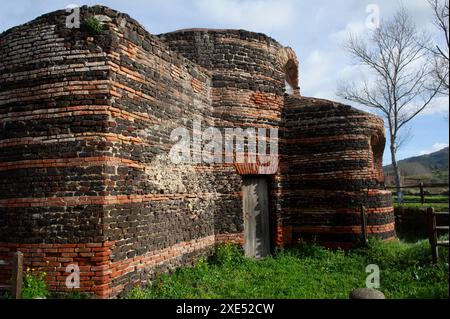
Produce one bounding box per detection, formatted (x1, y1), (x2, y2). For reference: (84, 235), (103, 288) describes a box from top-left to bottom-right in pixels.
(427, 208), (449, 264)
(386, 183), (450, 189)
(0, 251), (23, 299)
(385, 183), (449, 204)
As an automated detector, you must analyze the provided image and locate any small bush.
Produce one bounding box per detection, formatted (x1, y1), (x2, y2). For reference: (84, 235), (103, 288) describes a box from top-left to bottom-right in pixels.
(21, 268), (49, 299)
(84, 17), (103, 35)
(282, 241), (332, 260)
(126, 286), (147, 299)
(0, 291), (11, 299)
(212, 244), (246, 266)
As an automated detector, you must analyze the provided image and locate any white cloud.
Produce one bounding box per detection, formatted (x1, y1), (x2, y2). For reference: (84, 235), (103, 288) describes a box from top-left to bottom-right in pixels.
(193, 0), (297, 32)
(329, 21), (367, 44)
(419, 143), (449, 155)
(421, 96), (450, 116)
(302, 50), (333, 88)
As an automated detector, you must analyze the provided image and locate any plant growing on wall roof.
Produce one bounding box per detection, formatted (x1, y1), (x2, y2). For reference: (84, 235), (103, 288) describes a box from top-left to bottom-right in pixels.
(84, 17), (103, 36)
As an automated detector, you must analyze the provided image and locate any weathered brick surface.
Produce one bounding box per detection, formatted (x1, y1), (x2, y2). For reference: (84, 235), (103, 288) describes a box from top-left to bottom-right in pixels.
(0, 5), (394, 298)
(278, 96), (395, 246)
(159, 28), (300, 251)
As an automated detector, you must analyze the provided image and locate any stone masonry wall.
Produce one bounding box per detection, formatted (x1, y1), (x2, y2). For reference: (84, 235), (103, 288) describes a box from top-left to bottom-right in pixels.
(98, 10), (243, 295)
(159, 29), (300, 246)
(0, 7), (113, 295)
(280, 96), (395, 247)
(0, 6), (242, 298)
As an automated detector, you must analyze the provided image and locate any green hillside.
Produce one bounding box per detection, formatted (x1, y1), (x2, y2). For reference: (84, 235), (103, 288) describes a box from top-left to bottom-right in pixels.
(384, 147), (449, 185)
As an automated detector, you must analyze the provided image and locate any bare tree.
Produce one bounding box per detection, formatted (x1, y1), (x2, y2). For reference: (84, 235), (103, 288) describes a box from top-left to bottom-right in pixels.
(428, 0), (449, 94)
(337, 7), (442, 197)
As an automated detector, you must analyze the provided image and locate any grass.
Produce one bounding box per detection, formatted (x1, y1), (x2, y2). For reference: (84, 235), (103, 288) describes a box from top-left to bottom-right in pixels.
(126, 240), (449, 300)
(393, 194), (449, 212)
(394, 202), (449, 212)
(398, 195), (449, 203)
(431, 170), (449, 184)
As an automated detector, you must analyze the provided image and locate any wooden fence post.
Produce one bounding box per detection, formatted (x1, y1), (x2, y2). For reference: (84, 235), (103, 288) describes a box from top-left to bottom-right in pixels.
(420, 183), (425, 205)
(360, 205), (368, 246)
(11, 251), (23, 299)
(427, 208), (438, 264)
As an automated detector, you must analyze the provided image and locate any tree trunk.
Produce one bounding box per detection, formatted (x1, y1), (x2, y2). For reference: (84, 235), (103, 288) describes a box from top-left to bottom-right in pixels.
(390, 143), (402, 202)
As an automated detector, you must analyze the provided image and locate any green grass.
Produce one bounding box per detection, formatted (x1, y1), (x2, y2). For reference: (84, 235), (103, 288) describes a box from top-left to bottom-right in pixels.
(432, 170), (449, 184)
(393, 194), (449, 212)
(394, 202), (449, 212)
(126, 240), (449, 300)
(397, 195), (449, 203)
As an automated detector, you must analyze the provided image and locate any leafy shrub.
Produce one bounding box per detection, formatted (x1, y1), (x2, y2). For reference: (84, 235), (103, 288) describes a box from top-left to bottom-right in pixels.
(0, 291), (11, 299)
(286, 241), (331, 259)
(21, 268), (49, 299)
(212, 244), (246, 266)
(126, 286), (147, 299)
(84, 17), (103, 35)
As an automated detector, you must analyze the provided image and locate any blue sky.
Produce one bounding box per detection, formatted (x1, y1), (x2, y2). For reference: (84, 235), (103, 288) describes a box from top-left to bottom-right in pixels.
(1, 0), (448, 165)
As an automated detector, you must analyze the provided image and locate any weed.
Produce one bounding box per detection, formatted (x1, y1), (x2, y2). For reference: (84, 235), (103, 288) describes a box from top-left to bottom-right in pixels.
(84, 17), (103, 35)
(21, 268), (49, 299)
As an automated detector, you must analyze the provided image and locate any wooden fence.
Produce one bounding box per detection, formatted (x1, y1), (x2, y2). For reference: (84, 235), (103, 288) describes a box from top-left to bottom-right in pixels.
(427, 208), (449, 264)
(361, 205), (448, 263)
(385, 183), (449, 204)
(0, 251), (23, 299)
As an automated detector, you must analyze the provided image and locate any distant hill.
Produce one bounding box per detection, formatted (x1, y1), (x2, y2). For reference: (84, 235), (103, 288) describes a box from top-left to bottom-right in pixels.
(383, 147), (449, 185)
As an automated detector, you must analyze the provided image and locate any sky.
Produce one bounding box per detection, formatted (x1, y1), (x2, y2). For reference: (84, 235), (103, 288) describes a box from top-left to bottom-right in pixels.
(0, 0), (448, 165)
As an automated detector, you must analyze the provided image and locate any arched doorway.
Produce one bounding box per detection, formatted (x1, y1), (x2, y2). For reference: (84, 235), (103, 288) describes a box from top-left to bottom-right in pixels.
(278, 47), (300, 96)
(370, 134), (386, 181)
(284, 59), (299, 95)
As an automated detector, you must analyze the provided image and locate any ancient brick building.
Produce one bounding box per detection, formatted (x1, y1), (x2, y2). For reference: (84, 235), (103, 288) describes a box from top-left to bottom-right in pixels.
(0, 6), (394, 298)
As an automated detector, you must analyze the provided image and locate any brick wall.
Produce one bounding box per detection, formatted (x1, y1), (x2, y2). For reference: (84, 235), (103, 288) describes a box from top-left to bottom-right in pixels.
(280, 96), (395, 246)
(0, 6), (241, 298)
(159, 29), (300, 247)
(0, 242), (114, 298)
(0, 8), (113, 248)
